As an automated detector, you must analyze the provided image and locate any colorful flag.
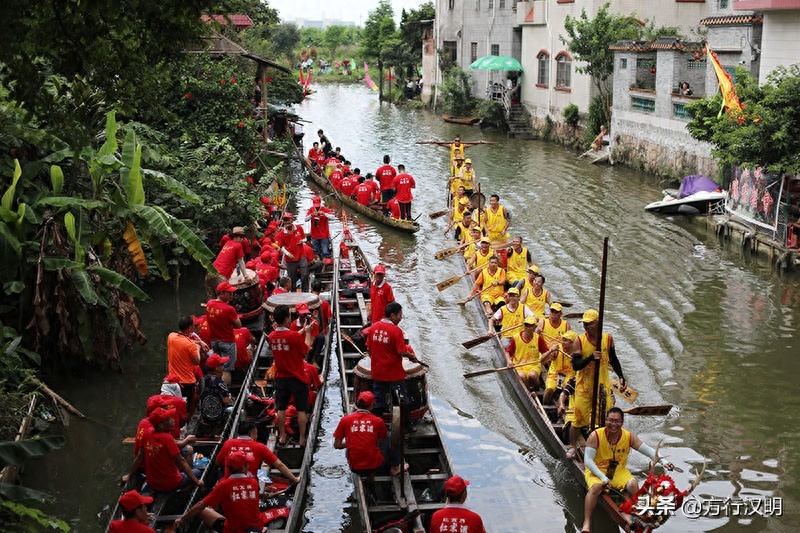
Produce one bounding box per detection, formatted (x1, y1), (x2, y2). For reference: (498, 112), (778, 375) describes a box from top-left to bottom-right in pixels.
(363, 62), (378, 91)
(706, 42), (743, 114)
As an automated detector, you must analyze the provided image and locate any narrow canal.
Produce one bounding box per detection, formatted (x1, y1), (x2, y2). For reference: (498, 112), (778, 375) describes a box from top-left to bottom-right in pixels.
(30, 83), (800, 533)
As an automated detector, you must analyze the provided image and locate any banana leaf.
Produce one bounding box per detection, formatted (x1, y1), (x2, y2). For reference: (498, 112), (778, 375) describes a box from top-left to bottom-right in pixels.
(70, 269), (99, 305)
(0, 436), (66, 469)
(89, 265), (150, 301)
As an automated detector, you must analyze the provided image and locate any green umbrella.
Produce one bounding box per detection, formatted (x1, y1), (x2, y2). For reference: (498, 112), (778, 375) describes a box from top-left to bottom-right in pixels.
(469, 55), (523, 71)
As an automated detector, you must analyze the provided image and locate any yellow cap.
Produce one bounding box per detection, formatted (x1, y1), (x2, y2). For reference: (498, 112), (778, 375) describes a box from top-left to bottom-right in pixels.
(459, 198), (470, 205)
(507, 287), (520, 295)
(550, 302), (563, 312)
(561, 330), (578, 341)
(465, 158), (472, 164)
(580, 309), (600, 323)
(523, 316), (539, 326)
(528, 265), (540, 273)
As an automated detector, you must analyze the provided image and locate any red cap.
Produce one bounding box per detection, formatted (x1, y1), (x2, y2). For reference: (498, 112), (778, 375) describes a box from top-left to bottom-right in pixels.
(282, 212), (294, 220)
(148, 406), (173, 426)
(444, 475), (470, 497)
(373, 264), (386, 274)
(357, 391), (375, 407)
(206, 353), (230, 368)
(312, 195), (321, 205)
(163, 373), (181, 384)
(227, 450), (254, 470)
(216, 281), (237, 294)
(118, 490), (153, 512)
(296, 302), (310, 315)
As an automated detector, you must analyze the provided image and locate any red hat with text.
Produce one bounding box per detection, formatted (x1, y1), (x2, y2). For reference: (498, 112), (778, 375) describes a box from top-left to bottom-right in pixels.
(296, 302), (310, 315)
(216, 281), (237, 294)
(227, 450), (255, 470)
(206, 353), (230, 369)
(373, 264), (386, 274)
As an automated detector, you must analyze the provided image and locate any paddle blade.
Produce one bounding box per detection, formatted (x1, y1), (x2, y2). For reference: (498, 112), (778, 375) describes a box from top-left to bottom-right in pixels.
(624, 405), (672, 416)
(462, 333), (493, 349)
(463, 366), (509, 379)
(611, 379), (638, 403)
(435, 246), (460, 260)
(563, 312), (583, 319)
(429, 210), (449, 220)
(436, 274), (464, 291)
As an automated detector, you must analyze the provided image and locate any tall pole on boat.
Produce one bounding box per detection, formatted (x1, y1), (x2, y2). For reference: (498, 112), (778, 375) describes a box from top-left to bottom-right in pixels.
(589, 237), (609, 431)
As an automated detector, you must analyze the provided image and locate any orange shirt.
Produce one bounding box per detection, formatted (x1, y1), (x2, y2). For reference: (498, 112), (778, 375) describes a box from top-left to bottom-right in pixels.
(167, 332), (199, 384)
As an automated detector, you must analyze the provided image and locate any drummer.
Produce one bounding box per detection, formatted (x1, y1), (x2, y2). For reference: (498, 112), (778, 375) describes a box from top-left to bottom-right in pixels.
(366, 302), (419, 417)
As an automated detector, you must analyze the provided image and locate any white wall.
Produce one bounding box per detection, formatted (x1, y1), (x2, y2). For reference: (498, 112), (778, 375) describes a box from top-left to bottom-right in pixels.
(759, 11), (800, 82)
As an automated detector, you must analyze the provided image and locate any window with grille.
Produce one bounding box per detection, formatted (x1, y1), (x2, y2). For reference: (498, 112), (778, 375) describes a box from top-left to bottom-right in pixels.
(488, 0), (494, 9)
(449, 0), (455, 9)
(475, 0), (480, 10)
(620, 58), (628, 69)
(631, 96), (655, 112)
(688, 59), (706, 70)
(471, 42), (478, 63)
(499, 0), (506, 8)
(719, 0), (729, 8)
(673, 103), (691, 120)
(556, 53), (571, 88)
(491, 44), (500, 56)
(636, 57), (656, 70)
(537, 52), (549, 86)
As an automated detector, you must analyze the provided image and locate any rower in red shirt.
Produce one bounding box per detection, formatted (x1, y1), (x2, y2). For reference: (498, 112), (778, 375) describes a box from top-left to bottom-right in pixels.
(375, 155), (397, 203)
(109, 490), (155, 533)
(355, 173), (380, 207)
(369, 264), (394, 325)
(216, 421), (300, 481)
(340, 173), (357, 198)
(274, 212), (308, 292)
(329, 167), (343, 190)
(385, 197), (401, 219)
(429, 475), (487, 533)
(392, 164), (416, 220)
(333, 391), (402, 476)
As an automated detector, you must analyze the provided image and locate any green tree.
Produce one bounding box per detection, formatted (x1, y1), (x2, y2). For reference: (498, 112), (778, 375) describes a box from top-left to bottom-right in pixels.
(300, 27), (325, 48)
(362, 0), (397, 100)
(397, 2), (435, 78)
(561, 2), (642, 126)
(271, 23), (302, 59)
(687, 65), (800, 174)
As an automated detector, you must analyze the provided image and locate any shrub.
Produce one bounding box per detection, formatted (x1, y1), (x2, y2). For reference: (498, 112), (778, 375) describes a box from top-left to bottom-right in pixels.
(440, 67), (475, 117)
(475, 100), (507, 129)
(563, 103), (580, 128)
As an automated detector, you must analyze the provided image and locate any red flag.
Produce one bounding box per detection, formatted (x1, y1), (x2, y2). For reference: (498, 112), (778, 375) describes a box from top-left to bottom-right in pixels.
(706, 42), (742, 114)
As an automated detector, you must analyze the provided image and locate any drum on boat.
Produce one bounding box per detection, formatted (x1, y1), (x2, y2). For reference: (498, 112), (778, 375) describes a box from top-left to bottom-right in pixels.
(353, 356), (429, 420)
(230, 269), (263, 321)
(263, 292), (321, 314)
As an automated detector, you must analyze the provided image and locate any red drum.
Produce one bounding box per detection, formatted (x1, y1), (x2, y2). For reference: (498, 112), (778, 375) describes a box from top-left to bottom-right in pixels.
(231, 271), (263, 321)
(494, 244), (509, 269)
(352, 357), (429, 420)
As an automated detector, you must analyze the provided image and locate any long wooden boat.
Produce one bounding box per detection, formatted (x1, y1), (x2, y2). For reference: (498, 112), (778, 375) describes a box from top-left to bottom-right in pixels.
(449, 238), (631, 531)
(295, 144), (421, 234)
(441, 114), (481, 125)
(107, 264), (336, 532)
(335, 227), (454, 532)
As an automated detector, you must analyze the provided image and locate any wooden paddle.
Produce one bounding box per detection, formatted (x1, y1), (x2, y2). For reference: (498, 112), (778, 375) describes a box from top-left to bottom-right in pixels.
(463, 356), (546, 378)
(623, 405), (672, 416)
(429, 209), (449, 220)
(435, 241), (471, 260)
(462, 323), (523, 349)
(591, 237), (609, 430)
(436, 264), (483, 291)
(610, 377), (639, 403)
(458, 285), (493, 305)
(122, 437), (221, 445)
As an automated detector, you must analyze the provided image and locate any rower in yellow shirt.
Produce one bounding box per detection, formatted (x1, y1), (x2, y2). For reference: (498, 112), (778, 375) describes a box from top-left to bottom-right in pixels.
(468, 237), (493, 274)
(542, 326), (575, 406)
(444, 198), (471, 236)
(462, 225), (483, 263)
(484, 194), (510, 242)
(470, 255), (506, 318)
(488, 287), (534, 340)
(504, 316), (557, 391)
(520, 268), (551, 317)
(506, 235), (533, 288)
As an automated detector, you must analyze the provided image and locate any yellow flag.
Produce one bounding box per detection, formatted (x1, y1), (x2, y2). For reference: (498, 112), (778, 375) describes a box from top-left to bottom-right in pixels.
(706, 43), (743, 114)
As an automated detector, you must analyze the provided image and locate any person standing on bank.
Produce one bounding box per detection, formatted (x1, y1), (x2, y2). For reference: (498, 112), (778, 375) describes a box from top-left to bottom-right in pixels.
(582, 406), (673, 533)
(206, 282), (241, 385)
(268, 304), (312, 447)
(274, 212), (308, 292)
(429, 475), (486, 533)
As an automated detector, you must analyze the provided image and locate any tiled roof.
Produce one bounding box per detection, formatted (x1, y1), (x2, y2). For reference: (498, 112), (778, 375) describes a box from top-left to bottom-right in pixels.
(700, 14), (763, 26)
(610, 39), (704, 52)
(201, 14), (254, 29)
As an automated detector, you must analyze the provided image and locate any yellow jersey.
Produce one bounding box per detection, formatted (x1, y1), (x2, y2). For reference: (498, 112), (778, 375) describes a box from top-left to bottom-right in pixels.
(506, 246), (530, 283)
(473, 249), (492, 270)
(541, 318), (569, 347)
(477, 266), (506, 302)
(494, 303), (531, 337)
(575, 332), (611, 398)
(485, 205), (509, 241)
(508, 330), (544, 373)
(523, 286), (549, 317)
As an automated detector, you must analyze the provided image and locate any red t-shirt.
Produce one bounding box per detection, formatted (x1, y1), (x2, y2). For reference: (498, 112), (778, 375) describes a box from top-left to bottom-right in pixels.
(366, 319), (407, 382)
(205, 299), (238, 342)
(268, 328), (309, 383)
(308, 147), (322, 161)
(429, 505), (486, 533)
(392, 173), (416, 203)
(330, 174), (342, 191)
(233, 327), (254, 369)
(340, 176), (357, 197)
(316, 300), (332, 333)
(145, 395), (187, 438)
(375, 164), (397, 191)
(274, 226), (306, 261)
(134, 417), (154, 459)
(143, 431), (182, 492)
(355, 181), (379, 206)
(213, 240), (244, 278)
(202, 475), (264, 533)
(290, 317), (320, 338)
(386, 198), (400, 218)
(256, 262), (279, 284)
(109, 519), (156, 533)
(333, 410), (387, 471)
(305, 206), (333, 239)
(216, 436), (279, 477)
(369, 281), (394, 325)
(302, 243), (315, 262)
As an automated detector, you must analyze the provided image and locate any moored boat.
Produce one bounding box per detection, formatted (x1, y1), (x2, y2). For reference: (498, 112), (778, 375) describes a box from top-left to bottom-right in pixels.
(441, 114), (481, 125)
(335, 226), (454, 532)
(295, 144), (420, 234)
(644, 174), (726, 215)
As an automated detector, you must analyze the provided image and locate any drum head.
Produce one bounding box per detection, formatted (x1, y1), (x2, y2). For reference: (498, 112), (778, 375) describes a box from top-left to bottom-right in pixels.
(403, 358), (427, 379)
(263, 292), (321, 313)
(229, 268), (258, 287)
(354, 356), (372, 379)
(470, 191), (486, 210)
